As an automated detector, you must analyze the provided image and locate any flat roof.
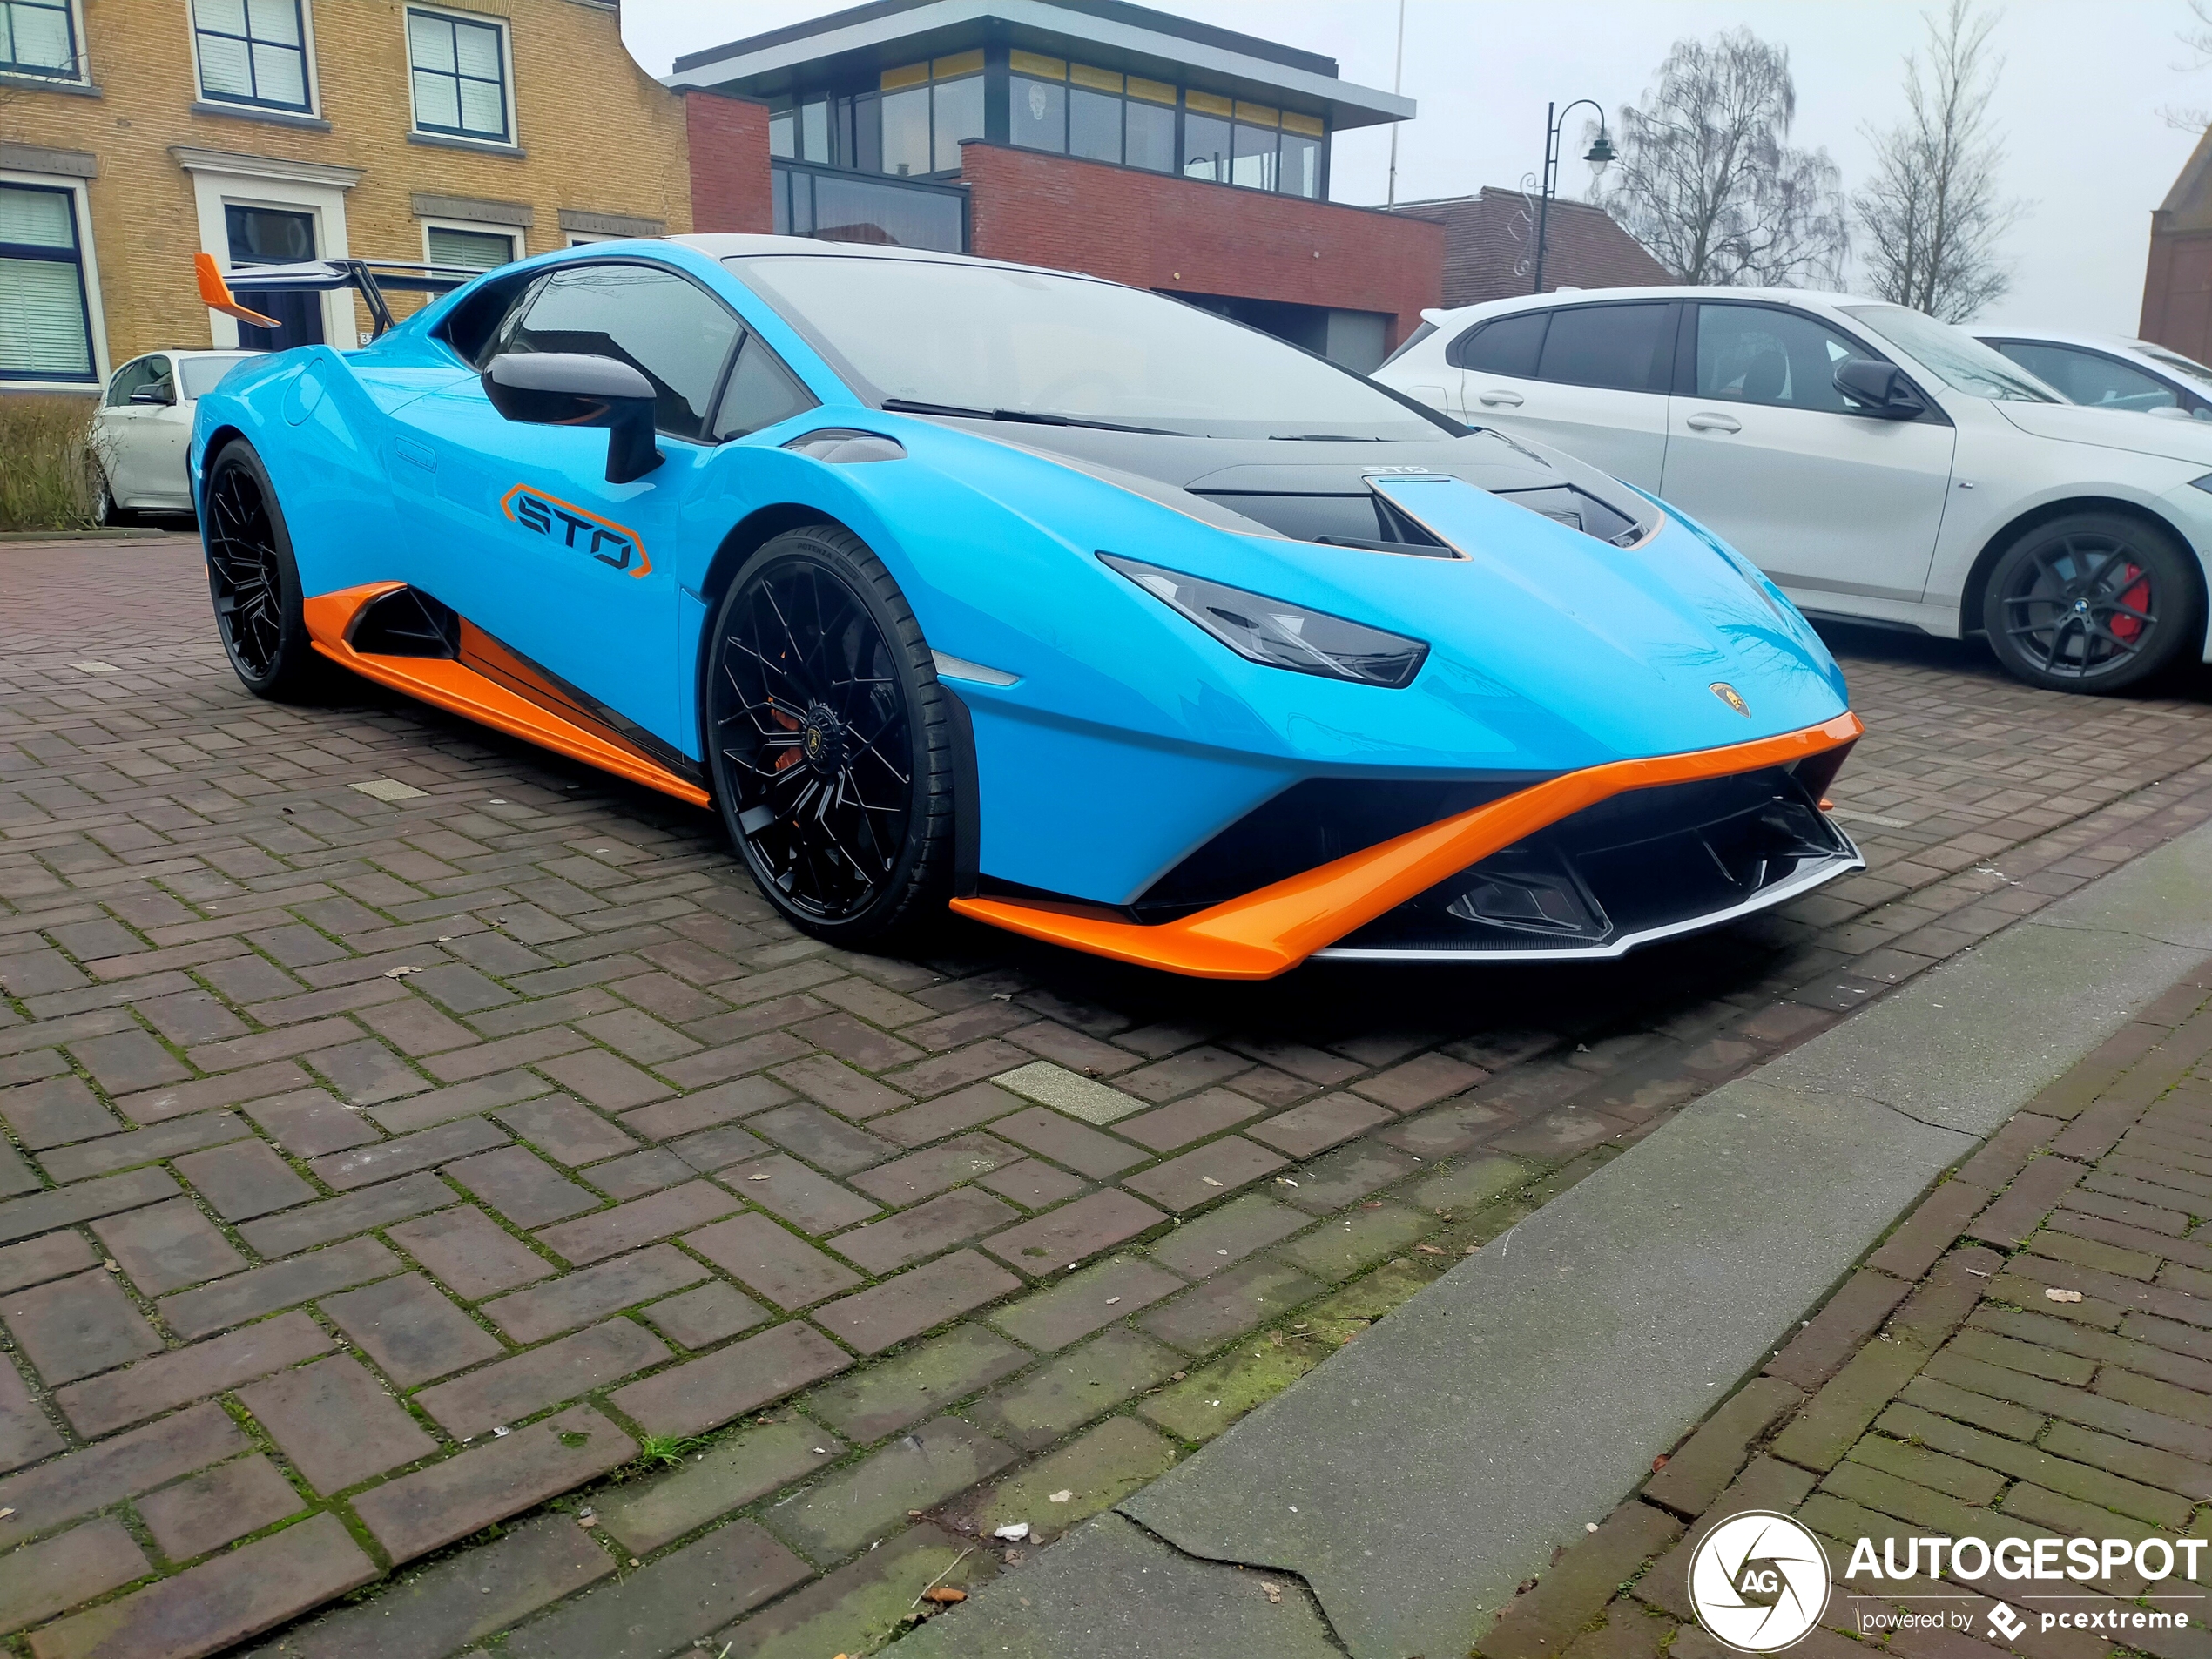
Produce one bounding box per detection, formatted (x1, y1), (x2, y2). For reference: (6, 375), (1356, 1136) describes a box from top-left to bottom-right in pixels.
(665, 0), (1413, 132)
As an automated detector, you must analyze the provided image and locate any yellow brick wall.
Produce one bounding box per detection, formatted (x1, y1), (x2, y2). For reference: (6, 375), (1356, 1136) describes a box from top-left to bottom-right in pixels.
(1, 0), (691, 374)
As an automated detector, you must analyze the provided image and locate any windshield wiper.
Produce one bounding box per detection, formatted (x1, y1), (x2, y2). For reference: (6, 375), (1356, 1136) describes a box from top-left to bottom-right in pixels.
(880, 397), (1179, 436)
(1270, 433), (1383, 441)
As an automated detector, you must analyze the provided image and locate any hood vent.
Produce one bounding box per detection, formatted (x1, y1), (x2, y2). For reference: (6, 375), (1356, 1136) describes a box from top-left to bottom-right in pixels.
(1188, 489), (1454, 557)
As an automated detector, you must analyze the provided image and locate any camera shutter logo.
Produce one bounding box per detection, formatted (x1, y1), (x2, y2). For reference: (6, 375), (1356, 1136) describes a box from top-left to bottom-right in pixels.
(1688, 1512), (1831, 1653)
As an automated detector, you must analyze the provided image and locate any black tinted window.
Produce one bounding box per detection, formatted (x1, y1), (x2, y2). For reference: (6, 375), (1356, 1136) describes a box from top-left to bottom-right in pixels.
(714, 335), (817, 438)
(1452, 311), (1546, 375)
(1534, 304), (1672, 392)
(508, 264), (740, 441)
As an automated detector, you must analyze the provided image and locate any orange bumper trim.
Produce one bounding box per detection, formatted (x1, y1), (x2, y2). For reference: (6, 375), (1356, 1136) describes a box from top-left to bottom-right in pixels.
(302, 583), (712, 809)
(950, 711), (1864, 980)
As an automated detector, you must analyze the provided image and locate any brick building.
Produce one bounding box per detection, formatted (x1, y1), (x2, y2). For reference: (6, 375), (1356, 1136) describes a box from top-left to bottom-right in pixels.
(0, 0), (691, 394)
(2142, 123), (2212, 364)
(1386, 186), (1672, 308)
(666, 0), (1443, 370)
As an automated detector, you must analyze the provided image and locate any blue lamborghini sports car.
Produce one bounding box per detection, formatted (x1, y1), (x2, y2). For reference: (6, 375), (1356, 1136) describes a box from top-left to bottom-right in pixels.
(188, 236), (1863, 978)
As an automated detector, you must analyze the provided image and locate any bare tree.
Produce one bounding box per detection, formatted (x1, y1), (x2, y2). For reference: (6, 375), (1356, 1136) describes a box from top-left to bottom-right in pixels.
(2162, 0), (2212, 130)
(1852, 0), (2022, 321)
(1595, 30), (1848, 287)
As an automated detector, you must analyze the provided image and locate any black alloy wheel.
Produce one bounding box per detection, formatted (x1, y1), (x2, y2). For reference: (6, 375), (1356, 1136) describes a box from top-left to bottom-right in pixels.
(1982, 511), (2198, 694)
(705, 523), (955, 944)
(202, 439), (324, 699)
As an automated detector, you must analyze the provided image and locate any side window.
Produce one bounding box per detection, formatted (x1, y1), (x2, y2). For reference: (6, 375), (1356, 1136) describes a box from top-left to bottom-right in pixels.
(1450, 310), (1546, 375)
(713, 335), (817, 439)
(1695, 304), (1870, 413)
(506, 264), (741, 441)
(105, 356), (168, 407)
(1990, 342), (2178, 415)
(1534, 303), (1673, 393)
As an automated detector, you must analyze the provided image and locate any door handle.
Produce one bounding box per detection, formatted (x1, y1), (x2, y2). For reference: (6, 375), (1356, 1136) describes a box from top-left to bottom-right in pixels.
(1476, 388), (1525, 408)
(1685, 411), (1742, 433)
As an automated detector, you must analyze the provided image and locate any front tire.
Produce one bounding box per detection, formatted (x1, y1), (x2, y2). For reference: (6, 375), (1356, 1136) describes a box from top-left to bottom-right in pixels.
(92, 470), (127, 528)
(704, 524), (956, 945)
(201, 439), (327, 701)
(1981, 512), (2200, 694)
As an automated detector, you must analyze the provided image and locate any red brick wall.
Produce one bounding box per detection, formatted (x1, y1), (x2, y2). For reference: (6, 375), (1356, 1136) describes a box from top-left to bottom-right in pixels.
(956, 141), (1443, 346)
(685, 92), (773, 235)
(2142, 223), (2212, 365)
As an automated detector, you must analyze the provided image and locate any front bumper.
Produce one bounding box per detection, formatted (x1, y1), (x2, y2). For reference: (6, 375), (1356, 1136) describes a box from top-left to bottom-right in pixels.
(949, 711), (1863, 978)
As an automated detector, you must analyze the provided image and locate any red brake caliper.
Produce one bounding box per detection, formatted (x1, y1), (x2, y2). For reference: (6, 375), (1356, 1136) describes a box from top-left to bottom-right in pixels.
(2111, 565), (2149, 644)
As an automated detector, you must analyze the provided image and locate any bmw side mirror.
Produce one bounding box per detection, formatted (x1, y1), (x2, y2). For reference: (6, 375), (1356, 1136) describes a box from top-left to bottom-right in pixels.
(483, 352), (664, 484)
(1833, 358), (1925, 421)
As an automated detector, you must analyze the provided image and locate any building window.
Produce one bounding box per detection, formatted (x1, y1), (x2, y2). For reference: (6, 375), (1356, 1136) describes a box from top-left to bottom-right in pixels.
(1008, 50), (1067, 153)
(0, 182), (96, 383)
(425, 223), (518, 272)
(407, 7), (510, 143)
(1182, 90), (1231, 182)
(192, 0), (310, 111)
(1124, 76), (1177, 172)
(1, 0), (78, 78)
(1231, 102), (1278, 191)
(1279, 111), (1324, 199)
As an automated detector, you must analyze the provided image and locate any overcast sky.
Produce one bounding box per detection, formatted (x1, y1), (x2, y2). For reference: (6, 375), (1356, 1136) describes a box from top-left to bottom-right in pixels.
(622, 0), (2206, 334)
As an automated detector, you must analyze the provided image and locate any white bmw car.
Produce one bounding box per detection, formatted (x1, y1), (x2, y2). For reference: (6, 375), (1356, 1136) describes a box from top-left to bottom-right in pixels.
(91, 348), (260, 523)
(1972, 327), (2212, 422)
(1375, 287), (2212, 692)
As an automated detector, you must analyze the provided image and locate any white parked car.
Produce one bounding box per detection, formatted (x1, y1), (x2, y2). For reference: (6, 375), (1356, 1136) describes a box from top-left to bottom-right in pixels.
(1375, 287), (2212, 692)
(91, 349), (260, 522)
(1972, 327), (2212, 422)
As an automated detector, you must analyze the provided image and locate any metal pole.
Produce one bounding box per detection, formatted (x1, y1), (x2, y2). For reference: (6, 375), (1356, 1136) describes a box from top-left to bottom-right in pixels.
(1386, 0), (1406, 206)
(1531, 102), (1557, 294)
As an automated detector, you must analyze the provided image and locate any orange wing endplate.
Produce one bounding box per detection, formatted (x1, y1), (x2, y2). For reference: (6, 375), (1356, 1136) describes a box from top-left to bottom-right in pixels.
(194, 253), (280, 331)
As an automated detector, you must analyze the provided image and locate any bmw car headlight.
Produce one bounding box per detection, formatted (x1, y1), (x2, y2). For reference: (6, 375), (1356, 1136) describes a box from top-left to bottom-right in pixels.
(1101, 554), (1428, 688)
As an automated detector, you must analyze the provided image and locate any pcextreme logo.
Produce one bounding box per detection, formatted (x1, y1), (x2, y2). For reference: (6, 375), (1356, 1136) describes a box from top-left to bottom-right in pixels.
(500, 485), (652, 578)
(1688, 1514), (2203, 1653)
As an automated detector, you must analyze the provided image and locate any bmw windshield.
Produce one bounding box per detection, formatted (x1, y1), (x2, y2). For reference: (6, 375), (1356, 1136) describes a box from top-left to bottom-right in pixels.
(726, 254), (1451, 441)
(1840, 304), (2057, 402)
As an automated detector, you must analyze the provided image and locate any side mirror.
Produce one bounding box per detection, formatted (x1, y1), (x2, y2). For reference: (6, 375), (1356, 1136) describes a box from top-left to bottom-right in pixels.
(129, 383), (175, 406)
(483, 352), (664, 484)
(1833, 358), (1925, 421)
(2148, 404), (2193, 421)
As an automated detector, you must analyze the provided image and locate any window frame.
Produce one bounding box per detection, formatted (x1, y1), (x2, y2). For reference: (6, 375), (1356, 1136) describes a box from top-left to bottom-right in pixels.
(420, 218), (521, 275)
(188, 0), (317, 116)
(1689, 300), (1950, 425)
(0, 0), (86, 84)
(403, 3), (516, 148)
(1983, 338), (2202, 415)
(0, 172), (105, 389)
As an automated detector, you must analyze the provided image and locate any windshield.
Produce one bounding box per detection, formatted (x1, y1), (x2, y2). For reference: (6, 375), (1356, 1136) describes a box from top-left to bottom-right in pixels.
(726, 255), (1449, 440)
(179, 354), (259, 400)
(1840, 305), (2056, 401)
(2141, 344), (2212, 391)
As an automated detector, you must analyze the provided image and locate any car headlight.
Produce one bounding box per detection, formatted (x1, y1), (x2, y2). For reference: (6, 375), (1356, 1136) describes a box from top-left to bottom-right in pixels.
(1101, 553), (1428, 688)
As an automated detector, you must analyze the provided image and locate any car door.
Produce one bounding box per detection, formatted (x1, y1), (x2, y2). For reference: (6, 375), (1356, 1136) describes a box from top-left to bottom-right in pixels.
(95, 355), (172, 506)
(1661, 301), (1956, 604)
(1450, 300), (1676, 490)
(387, 260), (749, 753)
(1983, 340), (2201, 417)
(136, 355), (198, 509)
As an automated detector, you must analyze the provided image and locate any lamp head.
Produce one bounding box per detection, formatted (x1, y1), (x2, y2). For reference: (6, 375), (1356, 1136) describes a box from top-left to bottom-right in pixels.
(1584, 130), (1616, 172)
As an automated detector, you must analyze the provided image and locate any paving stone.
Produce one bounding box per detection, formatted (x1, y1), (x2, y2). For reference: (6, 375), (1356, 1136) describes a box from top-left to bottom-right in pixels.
(415, 1318), (669, 1440)
(320, 1271), (504, 1386)
(237, 1171), (450, 1257)
(1122, 1136), (1289, 1212)
(580, 1145), (691, 1199)
(597, 1418), (838, 1554)
(1278, 1138), (1421, 1212)
(41, 1110), (253, 1184)
(70, 1028), (192, 1096)
(974, 1157), (1089, 1209)
(1876, 1399), (2192, 1529)
(351, 1404), (635, 1563)
(831, 1188), (1021, 1275)
(0, 1355), (61, 1473)
(745, 1102), (897, 1174)
(504, 1518), (809, 1659)
(993, 1061), (1145, 1124)
(714, 1522), (991, 1659)
(137, 1453), (304, 1561)
(763, 1415), (1016, 1565)
(952, 1413), (1179, 1538)
(54, 1312), (334, 1438)
(642, 1280), (767, 1348)
(0, 1231), (96, 1296)
(664, 1122), (772, 1173)
(814, 1249), (1025, 1355)
(91, 1198), (245, 1298)
(170, 1139), (314, 1222)
(608, 1319), (852, 1438)
(1969, 1151), (2091, 1248)
(770, 1052), (910, 1119)
(0, 1401), (247, 1548)
(1138, 1258), (1325, 1353)
(493, 1094), (638, 1167)
(1247, 1092), (1396, 1160)
(721, 1153), (880, 1235)
(846, 1134), (1023, 1207)
(535, 1180), (739, 1265)
(1274, 1201), (1436, 1280)
(388, 1204), (553, 1300)
(0, 1517), (148, 1636)
(369, 1071), (552, 1135)
(622, 1076), (790, 1142)
(970, 1326), (1184, 1451)
(442, 1143), (597, 1230)
(28, 1511), (379, 1659)
(309, 1116), (509, 1193)
(238, 1353), (437, 1496)
(1148, 1194), (1310, 1278)
(1866, 1177), (1994, 1281)
(1644, 1374), (1805, 1515)
(1765, 1268), (1916, 1390)
(4, 1265), (161, 1385)
(1481, 1499), (1685, 1659)
(484, 1244), (708, 1344)
(683, 1211), (862, 1309)
(1771, 1333), (1938, 1472)
(868, 1082), (1023, 1150)
(988, 1105), (1146, 1177)
(1372, 1097), (1513, 1161)
(988, 1256), (1186, 1352)
(806, 1324), (1030, 1445)
(160, 1236), (401, 1341)
(0, 1075), (119, 1148)
(981, 1187), (1168, 1275)
(241, 1088), (381, 1157)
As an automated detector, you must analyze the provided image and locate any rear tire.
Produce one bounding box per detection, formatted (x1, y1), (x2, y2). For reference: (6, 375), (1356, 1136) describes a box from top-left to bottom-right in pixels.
(92, 470), (129, 529)
(201, 438), (327, 701)
(703, 524), (957, 947)
(1980, 511), (2200, 694)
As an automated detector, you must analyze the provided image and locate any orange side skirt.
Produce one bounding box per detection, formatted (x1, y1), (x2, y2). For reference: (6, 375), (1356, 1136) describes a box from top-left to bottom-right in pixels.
(302, 583), (712, 809)
(950, 711), (1863, 981)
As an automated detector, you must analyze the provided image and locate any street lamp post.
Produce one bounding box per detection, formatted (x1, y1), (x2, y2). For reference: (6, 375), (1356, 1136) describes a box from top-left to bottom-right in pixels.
(1530, 98), (1615, 295)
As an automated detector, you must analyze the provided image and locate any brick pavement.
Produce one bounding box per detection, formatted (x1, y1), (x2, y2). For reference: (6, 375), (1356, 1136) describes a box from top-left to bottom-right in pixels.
(1475, 961), (2212, 1659)
(2, 537), (2212, 1657)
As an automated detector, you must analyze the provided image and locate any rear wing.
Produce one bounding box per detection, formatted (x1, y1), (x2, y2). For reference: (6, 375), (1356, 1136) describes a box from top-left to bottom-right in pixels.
(194, 252), (480, 340)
